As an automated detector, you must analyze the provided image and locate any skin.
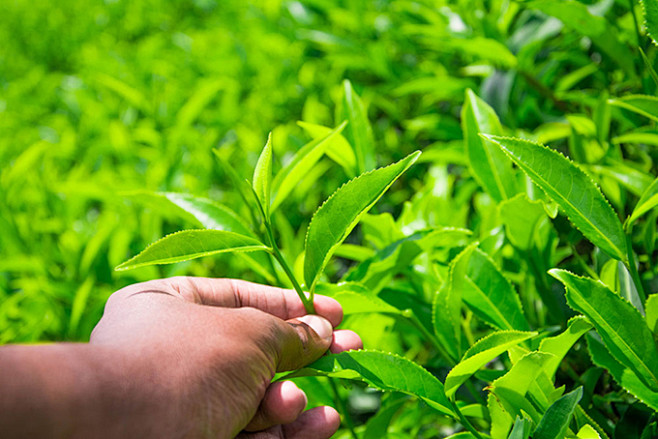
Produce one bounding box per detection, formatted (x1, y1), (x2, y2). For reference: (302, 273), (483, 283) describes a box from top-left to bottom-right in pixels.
(0, 277), (363, 439)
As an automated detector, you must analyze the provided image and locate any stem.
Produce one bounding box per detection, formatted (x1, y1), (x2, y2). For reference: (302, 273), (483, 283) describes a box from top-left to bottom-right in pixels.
(625, 226), (647, 304)
(264, 220), (316, 314)
(328, 379), (359, 439)
(451, 399), (485, 439)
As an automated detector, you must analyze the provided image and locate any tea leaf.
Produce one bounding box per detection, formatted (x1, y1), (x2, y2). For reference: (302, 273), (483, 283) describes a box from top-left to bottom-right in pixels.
(629, 177), (658, 226)
(271, 122), (347, 212)
(461, 89), (516, 202)
(314, 282), (402, 315)
(304, 151), (421, 292)
(484, 135), (627, 262)
(253, 133), (273, 218)
(297, 121), (357, 176)
(338, 80), (375, 172)
(550, 269), (658, 391)
(126, 191), (254, 236)
(539, 316), (593, 379)
(533, 387), (583, 439)
(115, 230), (269, 270)
(445, 330), (537, 398)
(287, 349), (454, 417)
(642, 0), (658, 46)
(500, 194), (547, 250)
(586, 333), (658, 411)
(609, 95), (658, 122)
(646, 294), (658, 334)
(461, 248), (530, 331)
(576, 425), (601, 439)
(509, 416), (533, 439)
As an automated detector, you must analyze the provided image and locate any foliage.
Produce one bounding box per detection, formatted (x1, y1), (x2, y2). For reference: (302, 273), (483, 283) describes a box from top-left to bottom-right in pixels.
(3, 0), (658, 437)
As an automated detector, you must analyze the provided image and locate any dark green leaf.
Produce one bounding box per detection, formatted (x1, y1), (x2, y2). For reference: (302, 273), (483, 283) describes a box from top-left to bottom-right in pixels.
(287, 350), (454, 417)
(533, 387), (583, 439)
(550, 269), (658, 391)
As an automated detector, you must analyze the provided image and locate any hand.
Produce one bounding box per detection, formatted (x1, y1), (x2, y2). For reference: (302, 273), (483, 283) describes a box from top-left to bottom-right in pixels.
(90, 277), (362, 439)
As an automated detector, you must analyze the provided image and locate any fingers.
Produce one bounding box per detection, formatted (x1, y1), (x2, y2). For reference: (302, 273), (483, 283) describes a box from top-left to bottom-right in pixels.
(159, 277), (344, 327)
(237, 406), (340, 439)
(330, 330), (363, 354)
(244, 381), (307, 431)
(273, 315), (333, 372)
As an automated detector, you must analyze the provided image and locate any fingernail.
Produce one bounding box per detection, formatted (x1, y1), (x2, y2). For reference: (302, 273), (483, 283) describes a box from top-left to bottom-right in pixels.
(297, 315), (333, 342)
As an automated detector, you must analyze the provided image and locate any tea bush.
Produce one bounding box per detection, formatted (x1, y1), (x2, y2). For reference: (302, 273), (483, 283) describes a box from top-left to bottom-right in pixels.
(2, 0), (658, 437)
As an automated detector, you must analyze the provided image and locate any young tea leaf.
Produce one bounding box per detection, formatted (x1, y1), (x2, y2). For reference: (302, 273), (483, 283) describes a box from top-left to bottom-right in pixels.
(304, 151), (421, 292)
(271, 121), (347, 212)
(550, 269), (658, 391)
(629, 177), (658, 226)
(642, 0), (658, 46)
(484, 135), (627, 262)
(115, 230), (268, 270)
(576, 424), (601, 439)
(338, 79), (376, 172)
(461, 89), (517, 202)
(539, 316), (593, 379)
(314, 282), (403, 315)
(532, 387), (583, 439)
(444, 330), (537, 398)
(297, 120), (357, 177)
(253, 133), (273, 218)
(286, 349), (454, 417)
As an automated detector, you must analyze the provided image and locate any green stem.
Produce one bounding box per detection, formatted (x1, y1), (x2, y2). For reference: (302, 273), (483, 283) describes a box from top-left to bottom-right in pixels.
(625, 226), (647, 304)
(451, 399), (485, 439)
(328, 379), (359, 439)
(264, 220), (316, 314)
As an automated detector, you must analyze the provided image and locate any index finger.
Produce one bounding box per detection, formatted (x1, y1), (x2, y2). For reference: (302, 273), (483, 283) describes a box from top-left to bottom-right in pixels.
(164, 277), (343, 327)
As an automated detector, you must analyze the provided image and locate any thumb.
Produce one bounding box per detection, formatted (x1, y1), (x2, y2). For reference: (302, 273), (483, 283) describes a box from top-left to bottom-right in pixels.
(273, 314), (333, 372)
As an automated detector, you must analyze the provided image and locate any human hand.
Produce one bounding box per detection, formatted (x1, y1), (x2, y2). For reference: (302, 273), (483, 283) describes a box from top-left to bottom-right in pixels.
(90, 277), (362, 439)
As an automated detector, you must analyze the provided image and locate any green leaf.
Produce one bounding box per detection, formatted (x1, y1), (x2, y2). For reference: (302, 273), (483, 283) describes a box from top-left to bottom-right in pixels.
(271, 121), (347, 212)
(286, 350), (454, 417)
(461, 89), (517, 202)
(484, 135), (627, 262)
(115, 230), (269, 270)
(445, 330), (537, 399)
(586, 333), (658, 411)
(539, 316), (593, 379)
(297, 120), (357, 177)
(338, 79), (375, 172)
(577, 424), (601, 439)
(533, 387), (583, 439)
(642, 0), (658, 46)
(500, 194), (547, 250)
(314, 282), (403, 315)
(609, 95), (658, 123)
(461, 248), (530, 331)
(550, 269), (658, 391)
(629, 177), (658, 226)
(304, 151), (421, 292)
(646, 294), (658, 334)
(508, 416), (533, 439)
(126, 191), (255, 236)
(488, 352), (555, 437)
(253, 133), (273, 218)
(590, 163), (654, 197)
(527, 0), (636, 76)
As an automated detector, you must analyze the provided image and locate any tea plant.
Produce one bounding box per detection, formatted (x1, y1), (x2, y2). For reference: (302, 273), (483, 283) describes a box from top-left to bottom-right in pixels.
(4, 0), (658, 437)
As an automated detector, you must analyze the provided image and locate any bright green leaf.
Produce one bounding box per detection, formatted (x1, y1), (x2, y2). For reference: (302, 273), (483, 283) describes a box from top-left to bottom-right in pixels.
(539, 316), (593, 379)
(645, 294), (658, 333)
(314, 282), (402, 315)
(338, 79), (375, 172)
(271, 122), (347, 212)
(577, 424), (601, 439)
(304, 151), (421, 292)
(116, 230), (268, 270)
(609, 95), (658, 122)
(500, 194), (547, 250)
(629, 177), (658, 226)
(297, 120), (357, 176)
(484, 135), (627, 262)
(445, 330), (537, 398)
(550, 269), (658, 391)
(642, 0), (658, 46)
(253, 133), (273, 218)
